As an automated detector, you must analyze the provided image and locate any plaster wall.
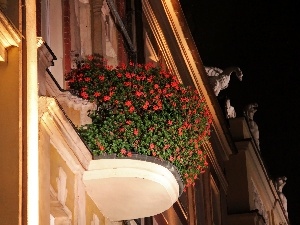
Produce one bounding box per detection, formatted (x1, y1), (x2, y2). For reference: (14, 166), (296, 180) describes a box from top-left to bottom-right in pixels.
(39, 125), (51, 225)
(49, 142), (106, 224)
(86, 193), (106, 224)
(50, 144), (76, 223)
(0, 47), (21, 224)
(41, 0), (64, 87)
(225, 151), (250, 213)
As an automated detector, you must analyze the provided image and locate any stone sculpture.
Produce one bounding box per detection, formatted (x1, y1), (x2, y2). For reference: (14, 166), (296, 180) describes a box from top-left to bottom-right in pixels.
(225, 98), (236, 119)
(244, 103), (260, 149)
(275, 176), (288, 217)
(205, 66), (243, 96)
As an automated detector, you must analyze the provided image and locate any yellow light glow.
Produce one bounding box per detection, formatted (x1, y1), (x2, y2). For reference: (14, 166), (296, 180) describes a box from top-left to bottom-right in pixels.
(26, 0), (38, 224)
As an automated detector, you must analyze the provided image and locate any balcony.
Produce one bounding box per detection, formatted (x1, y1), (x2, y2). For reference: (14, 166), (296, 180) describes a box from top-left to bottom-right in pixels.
(83, 154), (183, 221)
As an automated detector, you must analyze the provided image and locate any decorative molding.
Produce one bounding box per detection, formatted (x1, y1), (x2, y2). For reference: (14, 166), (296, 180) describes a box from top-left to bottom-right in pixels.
(144, 31), (159, 63)
(161, 0), (234, 158)
(0, 10), (21, 61)
(57, 167), (68, 205)
(142, 0), (181, 83)
(45, 72), (95, 126)
(91, 214), (100, 225)
(37, 38), (56, 69)
(50, 185), (72, 224)
(143, 0), (233, 160)
(39, 96), (92, 170)
(76, 173), (86, 225)
(250, 179), (269, 225)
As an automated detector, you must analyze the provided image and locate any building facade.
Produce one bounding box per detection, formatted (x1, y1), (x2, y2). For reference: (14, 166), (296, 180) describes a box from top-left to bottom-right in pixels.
(0, 0), (289, 224)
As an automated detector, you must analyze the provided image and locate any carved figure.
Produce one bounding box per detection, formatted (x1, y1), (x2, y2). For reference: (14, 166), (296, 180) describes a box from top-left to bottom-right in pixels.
(244, 103), (260, 149)
(275, 176), (288, 217)
(225, 99), (236, 119)
(205, 66), (243, 96)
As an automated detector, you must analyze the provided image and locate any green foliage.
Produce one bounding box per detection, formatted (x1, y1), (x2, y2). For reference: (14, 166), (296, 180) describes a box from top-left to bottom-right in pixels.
(65, 56), (212, 187)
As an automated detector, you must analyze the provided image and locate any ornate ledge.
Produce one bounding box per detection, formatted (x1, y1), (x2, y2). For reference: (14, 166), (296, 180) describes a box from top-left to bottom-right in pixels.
(83, 154), (183, 221)
(45, 72), (95, 126)
(0, 11), (21, 61)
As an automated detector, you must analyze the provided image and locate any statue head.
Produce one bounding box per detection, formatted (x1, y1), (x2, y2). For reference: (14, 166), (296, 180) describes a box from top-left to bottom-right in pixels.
(275, 176), (287, 192)
(236, 67), (243, 81)
(244, 103), (258, 120)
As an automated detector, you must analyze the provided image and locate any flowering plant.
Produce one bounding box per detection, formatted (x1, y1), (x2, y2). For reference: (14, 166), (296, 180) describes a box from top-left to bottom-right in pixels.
(65, 55), (212, 187)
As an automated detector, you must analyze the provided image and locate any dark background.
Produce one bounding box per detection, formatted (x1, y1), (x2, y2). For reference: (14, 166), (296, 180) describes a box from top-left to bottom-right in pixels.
(180, 1), (300, 224)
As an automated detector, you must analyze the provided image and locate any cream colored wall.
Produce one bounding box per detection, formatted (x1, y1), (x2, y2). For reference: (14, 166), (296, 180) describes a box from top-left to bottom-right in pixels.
(39, 125), (51, 225)
(86, 193), (106, 224)
(0, 47), (21, 224)
(48, 140), (106, 224)
(50, 144), (76, 223)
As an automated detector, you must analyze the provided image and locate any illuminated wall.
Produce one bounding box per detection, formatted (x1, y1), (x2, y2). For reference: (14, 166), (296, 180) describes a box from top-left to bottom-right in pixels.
(0, 46), (21, 224)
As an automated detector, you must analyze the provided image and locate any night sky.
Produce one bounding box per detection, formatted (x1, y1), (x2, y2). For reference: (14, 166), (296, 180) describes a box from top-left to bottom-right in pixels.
(180, 1), (300, 224)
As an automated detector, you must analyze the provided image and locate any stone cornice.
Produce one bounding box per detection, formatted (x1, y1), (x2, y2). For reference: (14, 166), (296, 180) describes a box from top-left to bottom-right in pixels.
(0, 11), (21, 61)
(142, 0), (182, 83)
(37, 37), (56, 69)
(142, 0), (234, 162)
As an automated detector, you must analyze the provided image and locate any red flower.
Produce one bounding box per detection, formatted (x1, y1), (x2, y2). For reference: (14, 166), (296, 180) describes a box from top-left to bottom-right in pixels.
(148, 127), (155, 132)
(125, 100), (132, 107)
(80, 91), (88, 99)
(121, 148), (127, 155)
(103, 96), (111, 101)
(124, 82), (132, 86)
(178, 128), (183, 136)
(94, 92), (101, 97)
(65, 58), (213, 188)
(129, 106), (135, 113)
(98, 75), (105, 81)
(135, 90), (144, 97)
(143, 101), (149, 110)
(125, 72), (132, 78)
(153, 105), (160, 111)
(147, 76), (153, 83)
(171, 81), (179, 90)
(163, 144), (170, 150)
